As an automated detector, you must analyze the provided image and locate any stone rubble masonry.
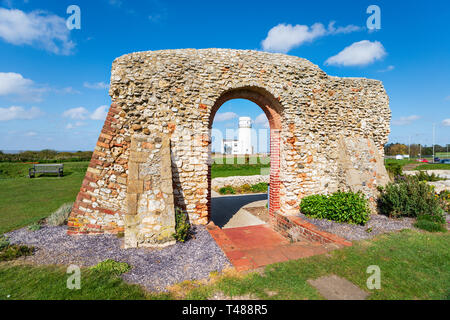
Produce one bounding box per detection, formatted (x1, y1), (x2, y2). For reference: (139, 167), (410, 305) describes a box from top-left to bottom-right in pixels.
(212, 175), (269, 190)
(68, 48), (391, 247)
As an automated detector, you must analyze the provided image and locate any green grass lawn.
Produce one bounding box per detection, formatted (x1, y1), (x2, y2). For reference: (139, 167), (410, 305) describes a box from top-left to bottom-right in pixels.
(0, 263), (170, 300)
(415, 163), (450, 171)
(211, 156), (270, 178)
(436, 152), (450, 158)
(384, 159), (450, 171)
(1, 230), (448, 300)
(212, 155), (270, 165)
(0, 162), (88, 234)
(212, 163), (270, 178)
(384, 159), (416, 166)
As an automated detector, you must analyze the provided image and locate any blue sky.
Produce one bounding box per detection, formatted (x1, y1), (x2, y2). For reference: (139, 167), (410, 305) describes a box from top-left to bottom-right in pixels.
(0, 0), (449, 151)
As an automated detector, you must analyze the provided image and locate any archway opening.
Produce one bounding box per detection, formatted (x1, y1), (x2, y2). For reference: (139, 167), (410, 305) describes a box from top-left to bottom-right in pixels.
(208, 87), (282, 229)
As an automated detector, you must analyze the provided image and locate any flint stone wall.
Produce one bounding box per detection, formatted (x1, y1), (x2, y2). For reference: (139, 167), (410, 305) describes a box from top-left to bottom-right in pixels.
(68, 48), (391, 243)
(212, 175), (269, 190)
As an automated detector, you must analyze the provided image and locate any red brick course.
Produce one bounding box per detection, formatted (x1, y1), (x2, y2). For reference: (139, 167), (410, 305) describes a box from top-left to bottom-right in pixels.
(271, 212), (352, 247)
(68, 102), (126, 235)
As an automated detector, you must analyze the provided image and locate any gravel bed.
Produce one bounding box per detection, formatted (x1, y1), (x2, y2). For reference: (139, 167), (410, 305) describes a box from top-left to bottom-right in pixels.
(5, 225), (230, 292)
(298, 213), (416, 241)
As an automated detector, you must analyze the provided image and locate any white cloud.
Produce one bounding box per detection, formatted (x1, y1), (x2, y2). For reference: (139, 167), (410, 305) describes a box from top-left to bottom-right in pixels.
(442, 119), (450, 126)
(108, 0), (122, 7)
(0, 8), (75, 55)
(262, 23), (326, 53)
(0, 72), (76, 101)
(325, 40), (387, 66)
(90, 105), (108, 120)
(83, 81), (109, 90)
(391, 115), (421, 126)
(66, 121), (86, 129)
(254, 113), (269, 128)
(0, 72), (33, 96)
(24, 131), (37, 137)
(0, 106), (43, 121)
(63, 105), (109, 122)
(148, 14), (164, 23)
(327, 21), (361, 35)
(214, 112), (238, 122)
(54, 87), (80, 94)
(63, 107), (89, 120)
(261, 22), (361, 53)
(378, 65), (395, 72)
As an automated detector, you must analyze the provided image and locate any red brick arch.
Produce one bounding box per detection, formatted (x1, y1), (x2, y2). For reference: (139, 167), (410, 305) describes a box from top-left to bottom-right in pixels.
(208, 86), (282, 219)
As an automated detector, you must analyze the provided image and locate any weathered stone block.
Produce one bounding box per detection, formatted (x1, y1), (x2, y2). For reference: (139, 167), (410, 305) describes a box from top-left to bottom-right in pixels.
(127, 179), (143, 194)
(126, 193), (138, 215)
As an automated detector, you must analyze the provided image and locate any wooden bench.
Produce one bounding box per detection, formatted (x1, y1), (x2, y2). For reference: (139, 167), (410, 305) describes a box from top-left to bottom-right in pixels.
(29, 164), (64, 178)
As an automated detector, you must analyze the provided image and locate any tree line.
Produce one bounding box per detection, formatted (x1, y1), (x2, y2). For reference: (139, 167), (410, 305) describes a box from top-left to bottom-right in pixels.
(0, 150), (93, 163)
(384, 143), (449, 157)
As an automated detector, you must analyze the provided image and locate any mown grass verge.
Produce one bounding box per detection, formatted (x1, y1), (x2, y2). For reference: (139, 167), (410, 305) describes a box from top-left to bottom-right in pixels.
(0, 263), (171, 300)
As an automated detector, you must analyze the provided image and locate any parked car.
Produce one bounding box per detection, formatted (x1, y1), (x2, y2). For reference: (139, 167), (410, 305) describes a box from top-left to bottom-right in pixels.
(416, 158), (429, 163)
(434, 157), (440, 163)
(440, 159), (450, 164)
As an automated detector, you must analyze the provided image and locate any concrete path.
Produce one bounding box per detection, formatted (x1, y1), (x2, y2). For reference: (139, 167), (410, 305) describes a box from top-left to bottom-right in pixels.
(222, 209), (265, 229)
(223, 198), (269, 228)
(210, 193), (268, 228)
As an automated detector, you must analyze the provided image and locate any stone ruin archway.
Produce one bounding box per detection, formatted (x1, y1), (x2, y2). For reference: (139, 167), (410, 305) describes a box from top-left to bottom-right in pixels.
(208, 86), (283, 218)
(68, 49), (391, 248)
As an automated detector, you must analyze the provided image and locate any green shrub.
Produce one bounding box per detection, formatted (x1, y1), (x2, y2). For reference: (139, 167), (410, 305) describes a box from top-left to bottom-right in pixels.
(238, 184), (252, 193)
(116, 232), (125, 238)
(385, 163), (403, 178)
(173, 207), (190, 242)
(300, 191), (371, 225)
(414, 213), (447, 232)
(377, 176), (443, 218)
(90, 259), (131, 275)
(46, 202), (74, 226)
(0, 245), (34, 261)
(414, 171), (445, 182)
(27, 223), (42, 231)
(219, 185), (235, 195)
(219, 183), (268, 195)
(300, 194), (329, 219)
(438, 190), (450, 214)
(250, 182), (269, 193)
(0, 235), (10, 251)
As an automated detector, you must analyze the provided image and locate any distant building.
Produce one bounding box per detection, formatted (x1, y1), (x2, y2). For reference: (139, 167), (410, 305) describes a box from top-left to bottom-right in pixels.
(221, 117), (253, 154)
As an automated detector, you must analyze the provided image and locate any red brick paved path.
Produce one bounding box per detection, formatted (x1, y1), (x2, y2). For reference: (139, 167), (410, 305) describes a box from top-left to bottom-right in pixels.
(207, 224), (347, 271)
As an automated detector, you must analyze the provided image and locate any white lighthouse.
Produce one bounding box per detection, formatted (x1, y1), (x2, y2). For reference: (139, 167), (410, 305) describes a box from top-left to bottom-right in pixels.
(221, 116), (253, 155)
(238, 117), (252, 154)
